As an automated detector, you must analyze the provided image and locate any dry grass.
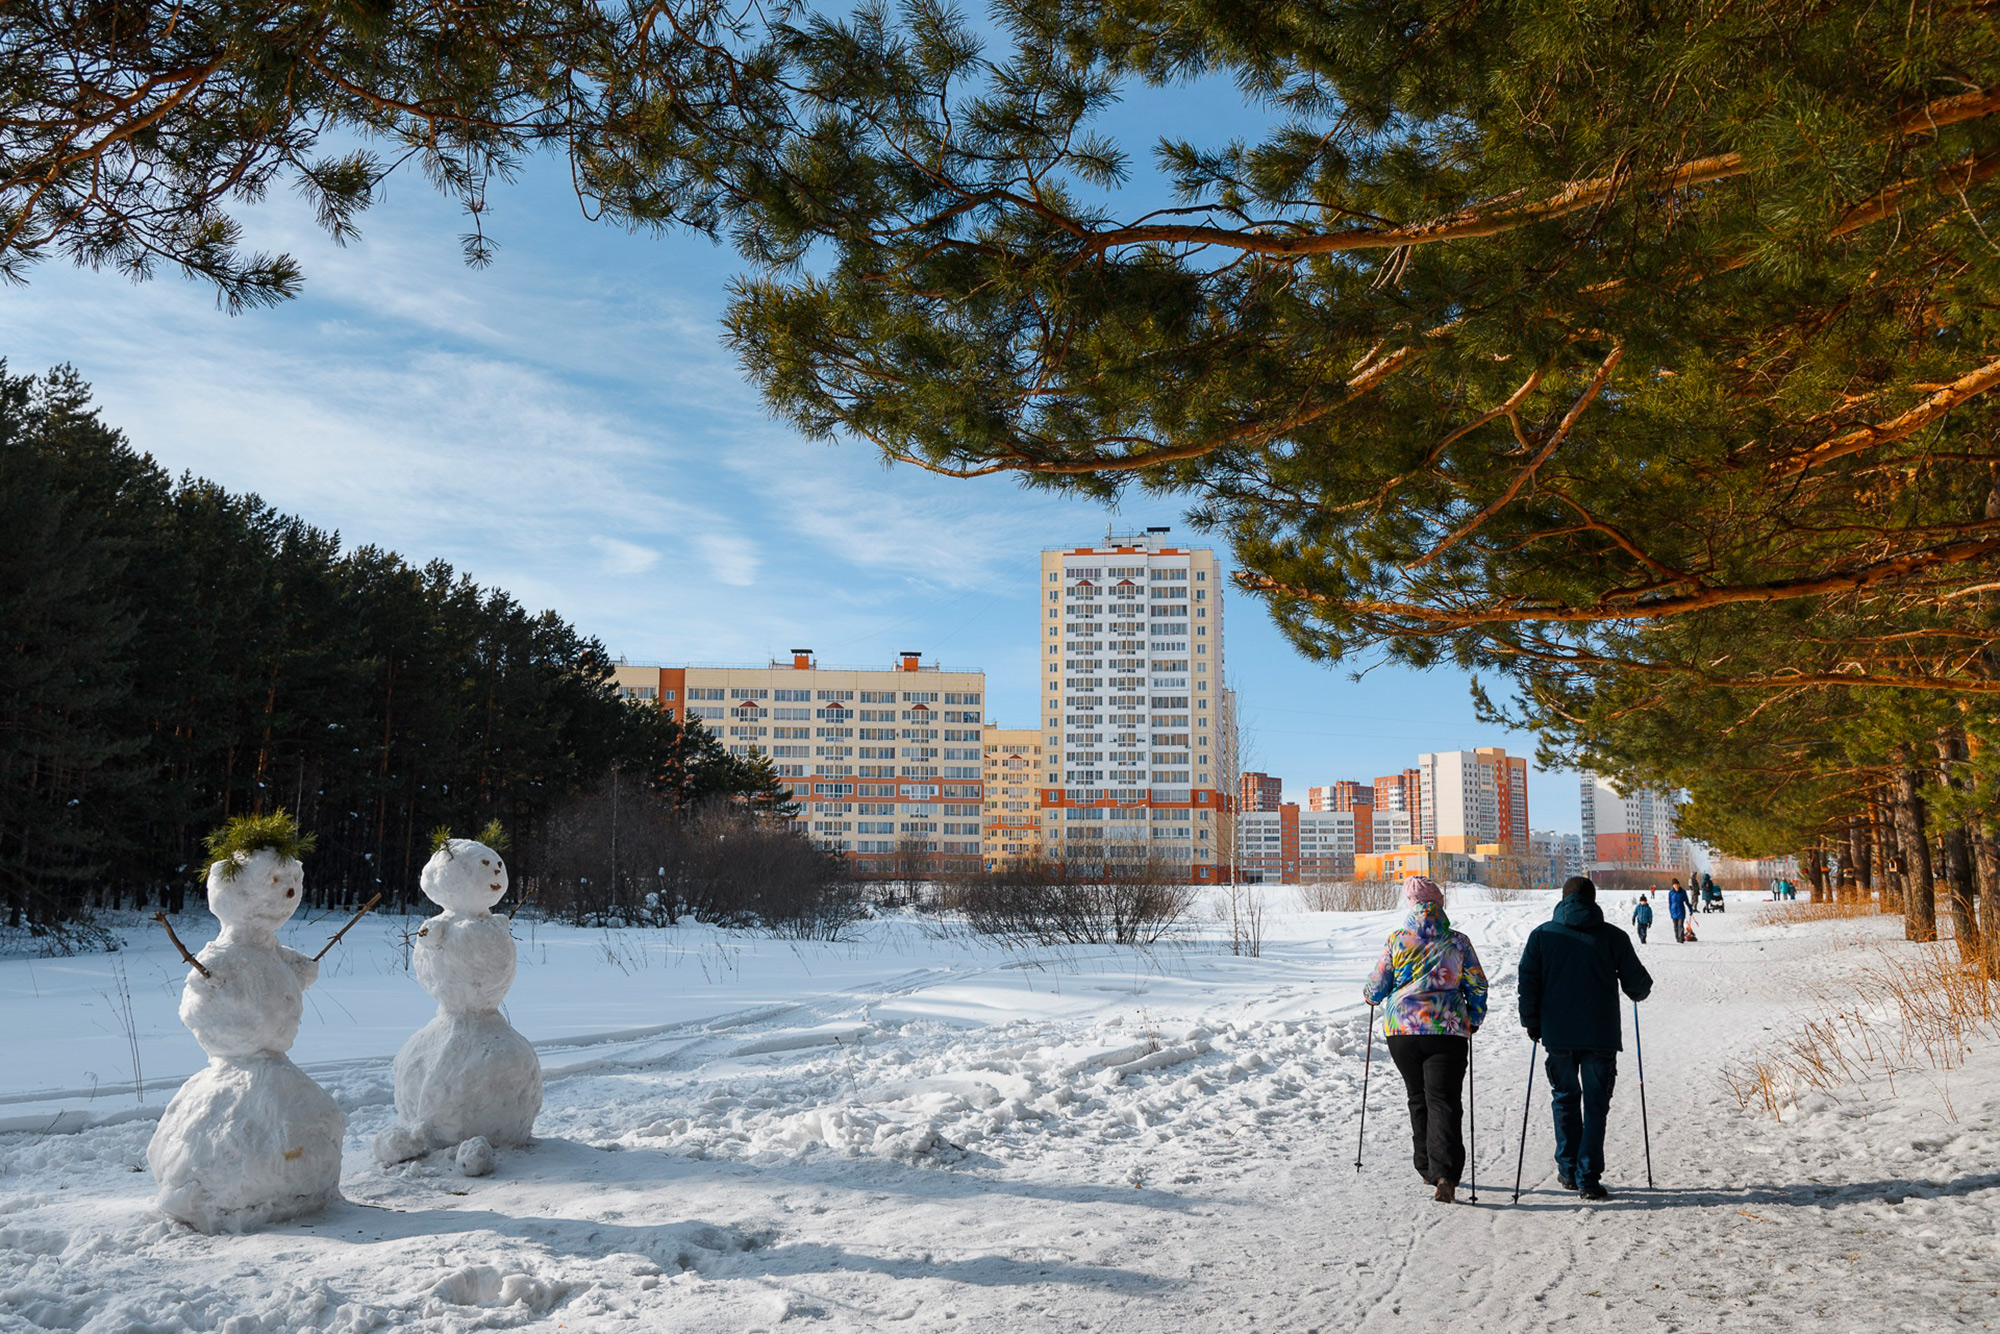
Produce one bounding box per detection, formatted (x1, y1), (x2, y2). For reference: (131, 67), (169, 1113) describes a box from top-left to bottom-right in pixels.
(1723, 940), (2000, 1120)
(1752, 898), (1888, 927)
(1294, 880), (1400, 912)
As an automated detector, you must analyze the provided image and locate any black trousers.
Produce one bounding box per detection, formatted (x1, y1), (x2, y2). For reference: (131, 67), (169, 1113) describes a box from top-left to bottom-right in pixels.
(1385, 1034), (1469, 1185)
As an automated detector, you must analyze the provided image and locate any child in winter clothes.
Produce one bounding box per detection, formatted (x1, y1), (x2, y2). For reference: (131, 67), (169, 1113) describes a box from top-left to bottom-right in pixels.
(1631, 895), (1654, 943)
(1362, 876), (1490, 1204)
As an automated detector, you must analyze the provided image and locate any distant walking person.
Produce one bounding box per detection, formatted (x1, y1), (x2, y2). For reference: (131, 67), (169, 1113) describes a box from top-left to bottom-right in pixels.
(1518, 876), (1654, 1201)
(1631, 894), (1653, 944)
(1666, 882), (1691, 942)
(1362, 876), (1489, 1205)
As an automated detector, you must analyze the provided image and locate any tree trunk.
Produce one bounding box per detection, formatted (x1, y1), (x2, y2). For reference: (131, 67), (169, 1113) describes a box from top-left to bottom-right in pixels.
(1893, 757), (1937, 942)
(1971, 826), (2000, 980)
(1841, 821), (1865, 903)
(1935, 731), (1984, 962)
(1872, 789), (1901, 912)
(1804, 847), (1829, 902)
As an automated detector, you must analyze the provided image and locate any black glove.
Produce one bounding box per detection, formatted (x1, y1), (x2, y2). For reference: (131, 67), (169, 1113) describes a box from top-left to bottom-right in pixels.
(1527, 1028), (1541, 1044)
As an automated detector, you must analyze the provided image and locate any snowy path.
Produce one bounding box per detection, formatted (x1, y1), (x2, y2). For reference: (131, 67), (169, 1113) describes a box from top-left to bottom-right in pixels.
(4, 900), (1999, 1331)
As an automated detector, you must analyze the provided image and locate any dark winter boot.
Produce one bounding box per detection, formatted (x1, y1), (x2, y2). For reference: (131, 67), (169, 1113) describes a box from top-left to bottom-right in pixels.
(1433, 1179), (1456, 1204)
(1578, 1181), (1610, 1202)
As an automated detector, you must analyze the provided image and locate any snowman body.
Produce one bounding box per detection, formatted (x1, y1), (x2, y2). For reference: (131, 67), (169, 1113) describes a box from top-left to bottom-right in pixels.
(375, 839), (540, 1164)
(147, 850), (345, 1233)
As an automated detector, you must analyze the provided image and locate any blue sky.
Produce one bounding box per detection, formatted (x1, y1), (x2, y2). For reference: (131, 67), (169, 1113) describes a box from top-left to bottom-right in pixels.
(9, 109), (1583, 833)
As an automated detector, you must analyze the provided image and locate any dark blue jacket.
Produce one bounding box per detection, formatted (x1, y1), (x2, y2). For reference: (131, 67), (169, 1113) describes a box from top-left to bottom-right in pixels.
(1632, 901), (1653, 927)
(1666, 887), (1690, 919)
(1518, 897), (1653, 1053)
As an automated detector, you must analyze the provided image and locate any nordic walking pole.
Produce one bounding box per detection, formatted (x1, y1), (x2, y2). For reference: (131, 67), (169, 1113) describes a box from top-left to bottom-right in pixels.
(1467, 1036), (1477, 1203)
(1633, 1000), (1654, 1188)
(1512, 1040), (1538, 1204)
(1355, 1003), (1376, 1172)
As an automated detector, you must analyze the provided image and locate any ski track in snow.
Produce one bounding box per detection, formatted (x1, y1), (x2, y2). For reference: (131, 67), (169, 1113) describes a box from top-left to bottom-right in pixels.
(3, 898), (1999, 1331)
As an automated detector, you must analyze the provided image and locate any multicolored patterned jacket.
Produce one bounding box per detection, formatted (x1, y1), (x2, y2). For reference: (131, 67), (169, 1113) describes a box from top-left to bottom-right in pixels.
(1361, 906), (1490, 1037)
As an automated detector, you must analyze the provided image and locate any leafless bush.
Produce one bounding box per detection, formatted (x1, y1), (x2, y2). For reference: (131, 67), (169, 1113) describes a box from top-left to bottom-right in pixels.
(1295, 880), (1400, 912)
(526, 784), (861, 939)
(1220, 881), (1268, 956)
(939, 856), (1196, 946)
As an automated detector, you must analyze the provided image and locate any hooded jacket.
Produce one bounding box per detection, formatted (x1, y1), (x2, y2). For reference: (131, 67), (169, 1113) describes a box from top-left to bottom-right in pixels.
(1362, 905), (1489, 1037)
(1517, 896), (1653, 1052)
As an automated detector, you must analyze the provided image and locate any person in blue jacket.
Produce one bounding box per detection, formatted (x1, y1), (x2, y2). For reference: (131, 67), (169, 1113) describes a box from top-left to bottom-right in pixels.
(1631, 894), (1654, 943)
(1666, 881), (1691, 942)
(1518, 876), (1654, 1200)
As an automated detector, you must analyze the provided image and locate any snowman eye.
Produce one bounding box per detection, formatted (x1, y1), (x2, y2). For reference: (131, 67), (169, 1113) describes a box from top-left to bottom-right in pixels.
(481, 859), (490, 866)
(285, 888), (295, 898)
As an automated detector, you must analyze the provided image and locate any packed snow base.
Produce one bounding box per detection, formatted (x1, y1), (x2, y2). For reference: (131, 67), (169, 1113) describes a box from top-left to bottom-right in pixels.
(4, 896), (1999, 1331)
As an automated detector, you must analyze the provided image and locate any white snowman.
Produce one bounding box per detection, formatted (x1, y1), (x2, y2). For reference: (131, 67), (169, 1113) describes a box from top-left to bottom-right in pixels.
(147, 848), (346, 1233)
(374, 838), (541, 1168)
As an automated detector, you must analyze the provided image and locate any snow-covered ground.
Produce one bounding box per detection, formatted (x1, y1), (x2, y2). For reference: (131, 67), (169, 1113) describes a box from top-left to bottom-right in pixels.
(4, 891), (1997, 1331)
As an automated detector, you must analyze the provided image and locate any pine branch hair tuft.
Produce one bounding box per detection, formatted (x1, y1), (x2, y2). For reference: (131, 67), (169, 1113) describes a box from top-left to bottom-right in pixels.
(203, 811), (315, 878)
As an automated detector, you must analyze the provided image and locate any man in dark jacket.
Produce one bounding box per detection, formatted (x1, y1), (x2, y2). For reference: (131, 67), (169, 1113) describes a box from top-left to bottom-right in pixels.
(1518, 875), (1654, 1200)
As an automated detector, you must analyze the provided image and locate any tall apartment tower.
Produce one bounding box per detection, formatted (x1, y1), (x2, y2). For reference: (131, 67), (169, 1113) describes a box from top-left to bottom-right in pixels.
(1374, 769), (1424, 845)
(1580, 776), (1685, 870)
(1417, 747), (1531, 854)
(1041, 528), (1231, 880)
(1241, 772), (1284, 813)
(613, 652), (986, 873)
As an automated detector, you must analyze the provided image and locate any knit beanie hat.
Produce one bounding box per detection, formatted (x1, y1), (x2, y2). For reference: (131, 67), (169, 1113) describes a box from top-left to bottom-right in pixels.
(1403, 875), (1444, 907)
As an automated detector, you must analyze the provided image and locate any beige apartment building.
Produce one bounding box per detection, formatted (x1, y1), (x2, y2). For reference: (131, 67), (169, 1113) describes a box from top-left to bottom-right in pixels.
(1417, 747), (1531, 855)
(982, 726), (1051, 865)
(612, 651), (986, 874)
(1040, 527), (1234, 881)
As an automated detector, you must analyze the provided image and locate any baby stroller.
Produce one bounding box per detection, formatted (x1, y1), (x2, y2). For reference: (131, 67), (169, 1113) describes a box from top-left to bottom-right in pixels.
(1701, 882), (1724, 913)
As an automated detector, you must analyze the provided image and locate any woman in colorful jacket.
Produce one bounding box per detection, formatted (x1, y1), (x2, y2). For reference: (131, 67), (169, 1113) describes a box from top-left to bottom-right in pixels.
(1361, 875), (1490, 1203)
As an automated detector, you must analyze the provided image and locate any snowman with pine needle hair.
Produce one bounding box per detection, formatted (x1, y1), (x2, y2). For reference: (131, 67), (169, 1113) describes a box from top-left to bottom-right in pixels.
(148, 813), (349, 1233)
(375, 823), (542, 1174)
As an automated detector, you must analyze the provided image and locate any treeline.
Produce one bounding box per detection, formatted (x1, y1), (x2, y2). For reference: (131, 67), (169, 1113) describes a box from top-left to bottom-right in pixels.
(0, 363), (790, 929)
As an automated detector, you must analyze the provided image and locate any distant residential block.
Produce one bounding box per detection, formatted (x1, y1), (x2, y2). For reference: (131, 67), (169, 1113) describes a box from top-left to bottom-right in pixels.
(612, 652), (986, 874)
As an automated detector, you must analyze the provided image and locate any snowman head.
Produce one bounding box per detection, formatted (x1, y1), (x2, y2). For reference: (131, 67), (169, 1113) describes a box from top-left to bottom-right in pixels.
(206, 847), (306, 935)
(421, 838), (509, 916)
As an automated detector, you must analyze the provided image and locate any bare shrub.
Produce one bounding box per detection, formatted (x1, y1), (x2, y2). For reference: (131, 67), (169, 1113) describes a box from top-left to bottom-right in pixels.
(1295, 880), (1400, 912)
(941, 856), (1196, 946)
(527, 783), (860, 938)
(1219, 881), (1268, 956)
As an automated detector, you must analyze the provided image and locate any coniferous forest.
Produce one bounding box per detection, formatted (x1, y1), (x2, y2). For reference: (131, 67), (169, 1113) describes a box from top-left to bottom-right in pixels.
(0, 363), (792, 930)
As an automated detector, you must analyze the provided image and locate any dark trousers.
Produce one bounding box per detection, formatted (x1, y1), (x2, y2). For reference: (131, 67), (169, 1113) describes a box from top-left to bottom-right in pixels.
(1386, 1034), (1468, 1185)
(1544, 1049), (1617, 1186)
(1636, 923), (1649, 943)
(1671, 916), (1686, 942)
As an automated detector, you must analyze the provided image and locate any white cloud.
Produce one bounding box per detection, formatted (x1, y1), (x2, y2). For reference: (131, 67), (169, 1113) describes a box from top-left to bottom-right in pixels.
(591, 537), (662, 576)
